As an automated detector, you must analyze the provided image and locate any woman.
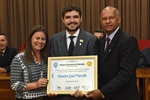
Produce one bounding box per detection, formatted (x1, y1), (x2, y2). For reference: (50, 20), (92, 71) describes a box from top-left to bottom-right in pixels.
(10, 25), (49, 100)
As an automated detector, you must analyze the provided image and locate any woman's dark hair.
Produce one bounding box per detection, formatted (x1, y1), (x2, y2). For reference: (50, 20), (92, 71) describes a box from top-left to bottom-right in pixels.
(25, 25), (49, 63)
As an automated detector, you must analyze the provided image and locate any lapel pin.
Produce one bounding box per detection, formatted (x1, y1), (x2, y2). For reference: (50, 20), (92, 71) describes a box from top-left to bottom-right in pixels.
(80, 39), (84, 43)
(79, 39), (83, 46)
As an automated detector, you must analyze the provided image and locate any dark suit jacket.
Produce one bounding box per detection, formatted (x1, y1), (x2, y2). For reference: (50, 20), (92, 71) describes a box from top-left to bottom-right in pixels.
(50, 29), (98, 56)
(50, 29), (98, 100)
(138, 48), (150, 67)
(0, 47), (17, 72)
(98, 28), (140, 100)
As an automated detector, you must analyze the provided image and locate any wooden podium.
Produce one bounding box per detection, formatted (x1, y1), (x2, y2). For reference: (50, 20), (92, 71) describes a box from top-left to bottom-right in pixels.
(0, 73), (15, 100)
(136, 68), (150, 100)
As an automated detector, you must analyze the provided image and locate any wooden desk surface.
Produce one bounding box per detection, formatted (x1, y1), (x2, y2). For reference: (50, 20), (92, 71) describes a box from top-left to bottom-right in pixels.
(0, 73), (15, 100)
(0, 73), (11, 80)
(136, 68), (150, 78)
(136, 68), (150, 100)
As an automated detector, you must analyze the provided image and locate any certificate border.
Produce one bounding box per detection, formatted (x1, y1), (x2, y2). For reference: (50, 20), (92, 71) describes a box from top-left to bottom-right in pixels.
(47, 55), (98, 94)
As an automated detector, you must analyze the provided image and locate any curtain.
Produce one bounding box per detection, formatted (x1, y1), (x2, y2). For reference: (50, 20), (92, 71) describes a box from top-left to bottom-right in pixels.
(0, 0), (149, 50)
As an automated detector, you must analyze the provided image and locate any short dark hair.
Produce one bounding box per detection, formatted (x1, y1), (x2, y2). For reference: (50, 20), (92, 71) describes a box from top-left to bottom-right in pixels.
(93, 29), (105, 34)
(61, 4), (82, 19)
(0, 33), (8, 40)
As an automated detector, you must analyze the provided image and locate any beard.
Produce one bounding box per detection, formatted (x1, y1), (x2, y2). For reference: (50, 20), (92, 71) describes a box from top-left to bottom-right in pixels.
(65, 22), (80, 32)
(65, 26), (80, 32)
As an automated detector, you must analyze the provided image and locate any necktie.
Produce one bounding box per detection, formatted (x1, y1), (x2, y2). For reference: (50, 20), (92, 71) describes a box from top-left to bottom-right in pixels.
(0, 52), (3, 56)
(106, 37), (110, 50)
(68, 36), (75, 56)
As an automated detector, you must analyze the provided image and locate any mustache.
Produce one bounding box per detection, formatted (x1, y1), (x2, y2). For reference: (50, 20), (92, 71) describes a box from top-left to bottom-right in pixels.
(68, 22), (77, 25)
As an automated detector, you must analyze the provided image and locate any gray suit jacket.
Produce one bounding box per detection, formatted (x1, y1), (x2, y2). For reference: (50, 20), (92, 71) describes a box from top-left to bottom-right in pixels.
(50, 29), (98, 56)
(49, 29), (98, 100)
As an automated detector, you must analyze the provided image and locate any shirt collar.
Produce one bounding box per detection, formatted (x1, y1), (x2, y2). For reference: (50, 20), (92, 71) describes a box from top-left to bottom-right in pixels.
(106, 27), (119, 40)
(0, 49), (6, 53)
(66, 29), (80, 38)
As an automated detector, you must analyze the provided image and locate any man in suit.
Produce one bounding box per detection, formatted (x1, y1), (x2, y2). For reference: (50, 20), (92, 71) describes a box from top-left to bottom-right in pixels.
(138, 48), (150, 67)
(93, 29), (105, 40)
(49, 4), (98, 100)
(0, 33), (17, 73)
(84, 6), (140, 100)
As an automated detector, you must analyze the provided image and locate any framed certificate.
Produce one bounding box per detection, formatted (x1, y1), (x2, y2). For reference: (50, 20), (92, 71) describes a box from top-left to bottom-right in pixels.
(47, 55), (98, 94)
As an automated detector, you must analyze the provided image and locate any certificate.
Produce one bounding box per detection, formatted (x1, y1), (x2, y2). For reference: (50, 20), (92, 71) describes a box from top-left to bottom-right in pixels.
(47, 55), (98, 94)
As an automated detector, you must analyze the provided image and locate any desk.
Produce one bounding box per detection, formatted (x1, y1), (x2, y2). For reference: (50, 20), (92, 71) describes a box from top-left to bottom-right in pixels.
(0, 73), (15, 100)
(136, 68), (150, 100)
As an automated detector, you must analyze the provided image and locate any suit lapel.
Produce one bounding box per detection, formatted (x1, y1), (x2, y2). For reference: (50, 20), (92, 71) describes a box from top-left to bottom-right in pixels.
(103, 43), (116, 62)
(100, 38), (105, 57)
(73, 30), (85, 55)
(102, 29), (121, 62)
(60, 32), (69, 55)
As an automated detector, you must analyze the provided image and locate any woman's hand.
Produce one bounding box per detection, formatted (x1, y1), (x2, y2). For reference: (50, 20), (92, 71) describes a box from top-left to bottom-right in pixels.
(36, 78), (48, 88)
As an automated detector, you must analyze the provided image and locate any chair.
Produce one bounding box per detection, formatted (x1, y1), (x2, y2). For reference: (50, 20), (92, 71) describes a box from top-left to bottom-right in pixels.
(138, 40), (150, 50)
(137, 40), (150, 100)
(19, 42), (26, 53)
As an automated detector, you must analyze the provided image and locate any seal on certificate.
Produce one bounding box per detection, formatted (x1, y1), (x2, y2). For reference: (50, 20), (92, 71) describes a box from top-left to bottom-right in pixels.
(53, 62), (58, 68)
(87, 61), (92, 67)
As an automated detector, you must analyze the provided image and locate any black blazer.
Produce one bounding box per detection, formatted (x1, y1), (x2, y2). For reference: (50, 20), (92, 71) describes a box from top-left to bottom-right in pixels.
(0, 47), (17, 72)
(98, 28), (140, 100)
(138, 48), (150, 67)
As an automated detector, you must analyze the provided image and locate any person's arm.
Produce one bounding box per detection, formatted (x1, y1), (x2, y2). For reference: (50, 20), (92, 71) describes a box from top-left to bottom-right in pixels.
(0, 67), (6, 73)
(4, 48), (18, 73)
(11, 54), (48, 91)
(49, 36), (56, 56)
(71, 89), (104, 99)
(86, 89), (103, 99)
(3, 66), (10, 72)
(25, 78), (48, 90)
(88, 36), (99, 55)
(10, 55), (28, 91)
